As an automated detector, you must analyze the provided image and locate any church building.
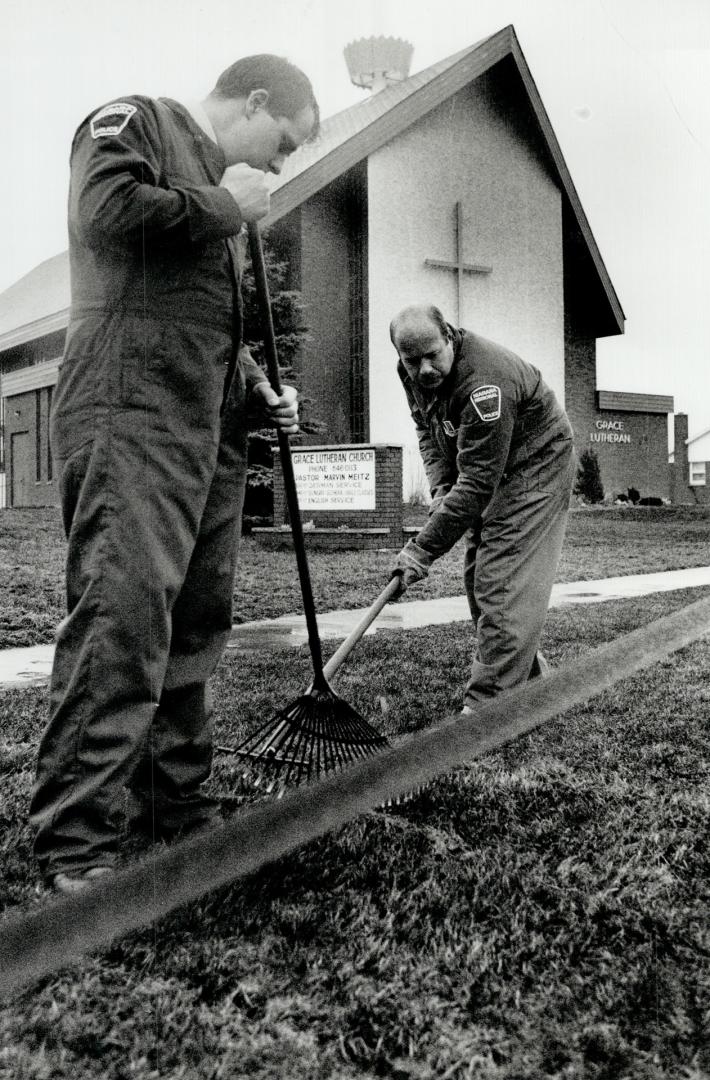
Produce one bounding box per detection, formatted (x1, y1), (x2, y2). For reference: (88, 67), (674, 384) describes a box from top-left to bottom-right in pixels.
(0, 25), (675, 507)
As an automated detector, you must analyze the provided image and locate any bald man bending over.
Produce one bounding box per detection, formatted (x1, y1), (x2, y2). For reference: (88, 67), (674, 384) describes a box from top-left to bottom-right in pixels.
(389, 304), (576, 712)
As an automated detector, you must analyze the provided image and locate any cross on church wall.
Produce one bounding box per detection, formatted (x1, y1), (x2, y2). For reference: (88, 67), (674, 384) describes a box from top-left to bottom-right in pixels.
(424, 201), (492, 322)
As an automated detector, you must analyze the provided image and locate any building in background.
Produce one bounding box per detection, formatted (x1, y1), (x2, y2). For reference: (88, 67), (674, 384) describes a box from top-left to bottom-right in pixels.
(670, 415), (710, 506)
(0, 254), (65, 508)
(572, 390), (674, 502)
(0, 25), (675, 508)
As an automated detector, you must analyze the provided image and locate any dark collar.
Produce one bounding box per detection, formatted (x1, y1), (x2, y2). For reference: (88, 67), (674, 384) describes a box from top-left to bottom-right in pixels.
(437, 323), (464, 397)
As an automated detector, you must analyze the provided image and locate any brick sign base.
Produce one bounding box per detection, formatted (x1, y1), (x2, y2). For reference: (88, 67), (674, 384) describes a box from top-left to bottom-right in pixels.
(252, 444), (403, 550)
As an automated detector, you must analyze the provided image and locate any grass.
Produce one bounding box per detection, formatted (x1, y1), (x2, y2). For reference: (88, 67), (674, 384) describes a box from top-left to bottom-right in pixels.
(0, 585), (709, 1078)
(1, 505), (710, 647)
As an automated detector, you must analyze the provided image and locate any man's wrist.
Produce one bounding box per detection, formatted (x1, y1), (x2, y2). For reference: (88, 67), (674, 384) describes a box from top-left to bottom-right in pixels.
(400, 539), (435, 574)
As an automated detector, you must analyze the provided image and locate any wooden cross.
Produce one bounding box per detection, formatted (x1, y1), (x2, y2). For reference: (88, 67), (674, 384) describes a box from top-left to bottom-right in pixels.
(424, 201), (492, 322)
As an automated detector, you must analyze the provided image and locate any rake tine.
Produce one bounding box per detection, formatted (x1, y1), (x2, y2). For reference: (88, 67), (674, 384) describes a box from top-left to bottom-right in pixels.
(314, 701), (326, 780)
(288, 702), (314, 785)
(327, 700), (346, 771)
(325, 699), (348, 774)
(281, 709), (306, 788)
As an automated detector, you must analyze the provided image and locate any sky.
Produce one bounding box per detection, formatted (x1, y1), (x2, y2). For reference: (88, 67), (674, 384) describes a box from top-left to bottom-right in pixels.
(2, 0), (709, 439)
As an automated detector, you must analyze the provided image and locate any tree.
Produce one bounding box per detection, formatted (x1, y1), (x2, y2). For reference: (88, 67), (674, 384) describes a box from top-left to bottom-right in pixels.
(240, 231), (323, 525)
(575, 448), (605, 504)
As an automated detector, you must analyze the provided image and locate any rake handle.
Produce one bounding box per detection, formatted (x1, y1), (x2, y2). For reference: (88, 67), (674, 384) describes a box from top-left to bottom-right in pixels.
(247, 222), (325, 681)
(322, 578), (401, 681)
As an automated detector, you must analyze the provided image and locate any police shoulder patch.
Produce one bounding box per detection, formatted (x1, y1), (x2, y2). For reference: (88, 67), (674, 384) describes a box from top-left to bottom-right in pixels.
(90, 102), (137, 139)
(470, 384), (501, 422)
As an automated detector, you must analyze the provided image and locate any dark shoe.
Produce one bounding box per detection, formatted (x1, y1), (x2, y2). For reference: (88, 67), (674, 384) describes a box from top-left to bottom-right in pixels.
(52, 866), (113, 894)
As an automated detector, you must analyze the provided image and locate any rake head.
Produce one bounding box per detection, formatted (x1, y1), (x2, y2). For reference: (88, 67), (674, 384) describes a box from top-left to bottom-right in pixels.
(227, 684), (390, 794)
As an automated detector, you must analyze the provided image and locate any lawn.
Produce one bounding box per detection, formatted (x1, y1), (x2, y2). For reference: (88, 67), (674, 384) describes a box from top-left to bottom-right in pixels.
(1, 504), (710, 647)
(0, 583), (709, 1078)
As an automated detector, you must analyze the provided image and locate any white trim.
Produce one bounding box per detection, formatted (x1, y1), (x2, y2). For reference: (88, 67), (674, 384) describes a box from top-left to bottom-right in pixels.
(689, 461), (706, 486)
(0, 309), (69, 351)
(1, 357), (61, 399)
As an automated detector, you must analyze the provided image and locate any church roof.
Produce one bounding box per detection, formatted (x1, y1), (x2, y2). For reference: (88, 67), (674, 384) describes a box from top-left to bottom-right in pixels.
(268, 42), (479, 200)
(267, 23), (623, 335)
(0, 24), (623, 350)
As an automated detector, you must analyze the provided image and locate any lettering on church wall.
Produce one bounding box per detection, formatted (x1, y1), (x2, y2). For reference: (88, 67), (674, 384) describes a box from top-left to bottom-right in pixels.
(292, 448), (376, 510)
(590, 417), (631, 445)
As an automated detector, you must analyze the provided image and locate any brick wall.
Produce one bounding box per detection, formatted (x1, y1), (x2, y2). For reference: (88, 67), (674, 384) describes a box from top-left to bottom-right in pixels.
(1, 330), (65, 507)
(4, 385), (59, 507)
(564, 307), (671, 501)
(563, 314), (596, 444)
(584, 410), (670, 500)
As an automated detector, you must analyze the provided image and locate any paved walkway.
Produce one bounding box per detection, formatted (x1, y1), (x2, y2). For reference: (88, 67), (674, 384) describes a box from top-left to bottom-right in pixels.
(2, 565), (710, 689)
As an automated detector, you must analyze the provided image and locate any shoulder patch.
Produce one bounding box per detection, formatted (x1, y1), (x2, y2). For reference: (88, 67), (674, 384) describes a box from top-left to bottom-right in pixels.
(90, 102), (137, 139)
(470, 384), (501, 422)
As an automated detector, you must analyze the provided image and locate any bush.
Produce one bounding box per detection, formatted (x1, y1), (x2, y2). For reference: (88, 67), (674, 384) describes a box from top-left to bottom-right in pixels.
(574, 449), (605, 504)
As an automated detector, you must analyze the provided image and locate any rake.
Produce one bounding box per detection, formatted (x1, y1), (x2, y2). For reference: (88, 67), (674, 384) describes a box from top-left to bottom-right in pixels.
(226, 223), (393, 791)
(224, 577), (400, 791)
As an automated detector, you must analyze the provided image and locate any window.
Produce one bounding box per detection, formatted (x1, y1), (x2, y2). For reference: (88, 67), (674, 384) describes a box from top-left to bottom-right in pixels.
(689, 461), (706, 486)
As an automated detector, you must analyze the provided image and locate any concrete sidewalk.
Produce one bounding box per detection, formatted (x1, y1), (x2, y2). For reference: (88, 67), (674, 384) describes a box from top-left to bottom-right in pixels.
(2, 565), (710, 690)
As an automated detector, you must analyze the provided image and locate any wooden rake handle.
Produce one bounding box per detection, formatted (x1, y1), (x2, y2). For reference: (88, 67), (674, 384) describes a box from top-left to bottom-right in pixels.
(322, 577), (401, 681)
(247, 221), (326, 682)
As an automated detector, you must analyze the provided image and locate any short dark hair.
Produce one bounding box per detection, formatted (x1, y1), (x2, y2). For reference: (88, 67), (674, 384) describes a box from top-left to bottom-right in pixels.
(213, 54), (319, 136)
(389, 304), (451, 345)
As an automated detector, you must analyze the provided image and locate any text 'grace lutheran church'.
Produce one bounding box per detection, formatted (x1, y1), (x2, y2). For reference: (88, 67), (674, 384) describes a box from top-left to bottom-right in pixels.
(0, 26), (703, 510)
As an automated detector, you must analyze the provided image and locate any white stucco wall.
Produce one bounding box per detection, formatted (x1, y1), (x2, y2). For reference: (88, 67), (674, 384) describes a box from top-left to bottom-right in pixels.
(366, 76), (565, 496)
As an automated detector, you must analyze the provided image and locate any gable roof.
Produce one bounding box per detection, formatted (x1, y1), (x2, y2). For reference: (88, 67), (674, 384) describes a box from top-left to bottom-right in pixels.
(265, 24), (623, 335)
(686, 425), (710, 447)
(0, 253), (69, 350)
(0, 24), (623, 351)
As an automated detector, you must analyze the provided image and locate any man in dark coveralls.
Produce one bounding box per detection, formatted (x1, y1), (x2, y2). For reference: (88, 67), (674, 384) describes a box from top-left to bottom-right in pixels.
(30, 56), (319, 892)
(389, 304), (575, 712)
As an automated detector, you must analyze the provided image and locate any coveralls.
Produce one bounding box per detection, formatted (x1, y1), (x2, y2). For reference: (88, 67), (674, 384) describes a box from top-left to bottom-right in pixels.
(30, 97), (269, 878)
(400, 326), (576, 707)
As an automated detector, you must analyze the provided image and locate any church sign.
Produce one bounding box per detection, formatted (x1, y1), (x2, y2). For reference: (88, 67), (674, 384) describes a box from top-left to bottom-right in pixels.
(590, 418), (631, 445)
(292, 448), (376, 510)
